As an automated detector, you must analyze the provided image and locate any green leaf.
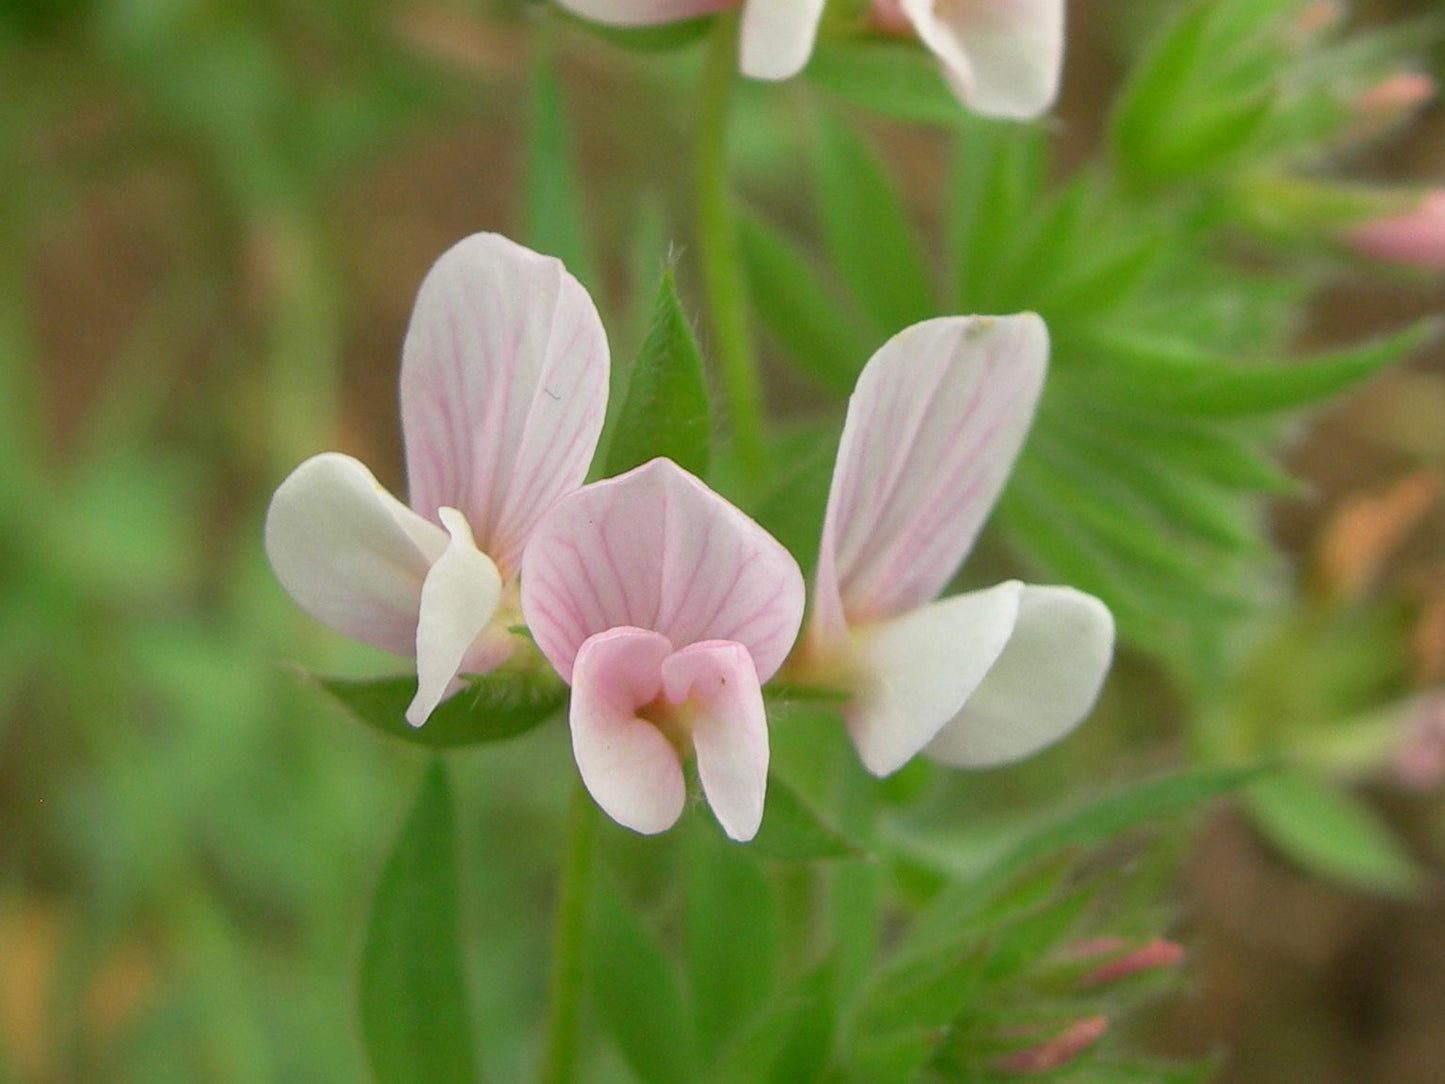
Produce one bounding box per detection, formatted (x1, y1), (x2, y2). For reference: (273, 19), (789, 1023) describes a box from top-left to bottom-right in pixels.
(949, 120), (1047, 311)
(749, 772), (864, 862)
(360, 759), (479, 1084)
(1075, 319), (1435, 416)
(604, 265), (713, 478)
(751, 426), (839, 578)
(740, 213), (876, 396)
(317, 668), (566, 748)
(813, 108), (934, 334)
(1247, 769), (1423, 896)
(592, 875), (699, 1084)
(806, 39), (961, 126)
(526, 25), (594, 287)
(685, 818), (780, 1059)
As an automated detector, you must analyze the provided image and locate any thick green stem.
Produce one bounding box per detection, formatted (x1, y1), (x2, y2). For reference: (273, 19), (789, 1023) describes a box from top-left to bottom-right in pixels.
(695, 13), (766, 486)
(538, 782), (598, 1084)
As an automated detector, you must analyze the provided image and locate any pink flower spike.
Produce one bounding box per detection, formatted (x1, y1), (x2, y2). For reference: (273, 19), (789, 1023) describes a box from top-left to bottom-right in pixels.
(401, 233), (610, 578)
(739, 0), (828, 81)
(996, 1015), (1108, 1075)
(663, 641), (769, 841)
(1342, 190), (1445, 271)
(925, 585), (1114, 767)
(812, 314), (1047, 648)
(897, 0), (1066, 120)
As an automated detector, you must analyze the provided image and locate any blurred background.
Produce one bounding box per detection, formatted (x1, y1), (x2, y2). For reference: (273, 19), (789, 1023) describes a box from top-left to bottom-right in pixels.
(2, 0), (1444, 1080)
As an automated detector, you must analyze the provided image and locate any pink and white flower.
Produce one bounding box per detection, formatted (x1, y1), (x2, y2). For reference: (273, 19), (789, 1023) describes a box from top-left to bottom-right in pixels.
(801, 314), (1114, 777)
(265, 233), (609, 727)
(557, 0), (827, 81)
(873, 0), (1066, 119)
(521, 459), (805, 840)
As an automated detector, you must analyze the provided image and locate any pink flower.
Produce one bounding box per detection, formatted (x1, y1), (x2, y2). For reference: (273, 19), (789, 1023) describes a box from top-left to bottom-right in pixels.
(1343, 189), (1445, 271)
(556, 0), (827, 81)
(521, 459), (805, 840)
(265, 234), (609, 726)
(801, 314), (1114, 777)
(873, 0), (1066, 119)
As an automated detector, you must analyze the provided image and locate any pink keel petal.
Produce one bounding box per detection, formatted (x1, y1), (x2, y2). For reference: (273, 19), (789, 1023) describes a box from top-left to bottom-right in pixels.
(847, 581), (1022, 777)
(739, 0), (827, 80)
(925, 585), (1114, 767)
(407, 508), (504, 727)
(571, 628), (686, 835)
(813, 315), (1047, 642)
(663, 641), (769, 841)
(264, 453), (447, 657)
(555, 0), (733, 26)
(401, 233), (610, 577)
(521, 458), (805, 684)
(901, 0), (1065, 120)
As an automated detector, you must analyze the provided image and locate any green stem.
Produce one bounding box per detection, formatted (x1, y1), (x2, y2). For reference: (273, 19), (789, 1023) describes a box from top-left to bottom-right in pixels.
(538, 782), (598, 1084)
(695, 13), (766, 486)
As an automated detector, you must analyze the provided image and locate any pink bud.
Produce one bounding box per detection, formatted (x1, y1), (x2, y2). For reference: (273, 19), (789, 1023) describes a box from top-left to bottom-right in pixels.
(1294, 0), (1345, 37)
(1080, 938), (1186, 987)
(869, 0), (911, 36)
(1354, 72), (1437, 116)
(1394, 691), (1445, 791)
(1343, 190), (1445, 271)
(996, 1016), (1109, 1075)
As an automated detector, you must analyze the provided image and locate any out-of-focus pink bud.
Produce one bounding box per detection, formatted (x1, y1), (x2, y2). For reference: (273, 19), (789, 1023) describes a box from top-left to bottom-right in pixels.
(1294, 0), (1345, 38)
(1394, 691), (1445, 791)
(1078, 938), (1186, 987)
(996, 1016), (1109, 1075)
(869, 0), (911, 36)
(1343, 190), (1445, 271)
(1355, 72), (1437, 116)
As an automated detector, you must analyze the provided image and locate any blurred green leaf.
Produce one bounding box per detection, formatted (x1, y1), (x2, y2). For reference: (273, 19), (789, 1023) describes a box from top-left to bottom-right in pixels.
(592, 875), (699, 1084)
(527, 25), (595, 288)
(740, 213), (875, 396)
(604, 265), (713, 478)
(685, 818), (780, 1058)
(806, 39), (960, 126)
(360, 759), (479, 1084)
(317, 668), (566, 748)
(1247, 769), (1423, 896)
(749, 773), (864, 862)
(813, 109), (934, 334)
(751, 425), (839, 578)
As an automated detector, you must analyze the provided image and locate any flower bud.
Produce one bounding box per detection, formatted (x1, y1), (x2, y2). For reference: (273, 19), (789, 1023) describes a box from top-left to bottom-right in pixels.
(996, 1015), (1109, 1075)
(1343, 190), (1445, 271)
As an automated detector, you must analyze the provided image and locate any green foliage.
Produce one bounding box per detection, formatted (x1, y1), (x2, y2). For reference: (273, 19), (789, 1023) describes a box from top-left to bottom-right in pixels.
(528, 24), (596, 289)
(806, 38), (962, 126)
(604, 265), (714, 478)
(1248, 769), (1424, 896)
(317, 668), (567, 748)
(748, 773), (865, 862)
(360, 759), (480, 1084)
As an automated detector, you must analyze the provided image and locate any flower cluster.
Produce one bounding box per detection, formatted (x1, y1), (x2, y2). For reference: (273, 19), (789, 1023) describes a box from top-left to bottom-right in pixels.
(266, 233), (1114, 840)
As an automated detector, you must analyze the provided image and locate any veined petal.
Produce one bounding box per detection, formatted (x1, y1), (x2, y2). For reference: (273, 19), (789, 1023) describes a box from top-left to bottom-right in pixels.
(522, 458), (805, 684)
(663, 641), (769, 841)
(554, 0), (733, 27)
(900, 0), (1065, 120)
(812, 315), (1047, 645)
(739, 0), (827, 80)
(401, 233), (609, 578)
(407, 509), (505, 727)
(264, 453), (446, 657)
(926, 585), (1114, 767)
(847, 581), (1022, 777)
(571, 627), (685, 835)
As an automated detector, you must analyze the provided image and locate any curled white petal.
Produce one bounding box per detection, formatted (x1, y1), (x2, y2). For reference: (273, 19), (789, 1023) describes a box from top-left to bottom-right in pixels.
(901, 0), (1065, 120)
(740, 0), (827, 80)
(846, 581), (1023, 777)
(264, 453), (446, 657)
(554, 0), (731, 25)
(926, 585), (1114, 767)
(407, 508), (504, 727)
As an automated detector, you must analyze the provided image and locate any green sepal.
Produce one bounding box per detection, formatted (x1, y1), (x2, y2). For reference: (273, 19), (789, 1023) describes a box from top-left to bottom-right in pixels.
(603, 264), (713, 479)
(359, 758), (480, 1084)
(317, 667), (567, 748)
